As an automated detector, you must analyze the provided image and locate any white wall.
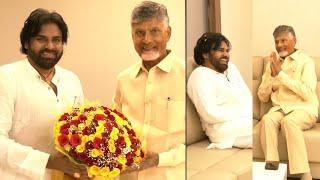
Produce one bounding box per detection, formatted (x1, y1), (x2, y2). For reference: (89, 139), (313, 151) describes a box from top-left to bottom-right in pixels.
(187, 0), (207, 57)
(221, 0), (252, 90)
(252, 0), (320, 57)
(0, 0), (185, 106)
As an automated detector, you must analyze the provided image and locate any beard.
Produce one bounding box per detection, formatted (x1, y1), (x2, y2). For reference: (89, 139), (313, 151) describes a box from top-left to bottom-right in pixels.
(211, 57), (228, 73)
(141, 50), (160, 61)
(28, 48), (63, 69)
(278, 51), (289, 58)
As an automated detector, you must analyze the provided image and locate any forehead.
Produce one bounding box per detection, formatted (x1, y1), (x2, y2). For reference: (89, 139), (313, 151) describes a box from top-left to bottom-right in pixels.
(37, 23), (62, 36)
(131, 18), (167, 30)
(274, 32), (294, 40)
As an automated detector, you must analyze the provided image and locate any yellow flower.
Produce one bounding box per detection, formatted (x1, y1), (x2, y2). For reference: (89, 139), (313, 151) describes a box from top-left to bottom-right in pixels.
(108, 139), (116, 153)
(110, 128), (119, 140)
(89, 134), (96, 141)
(100, 167), (110, 176)
(109, 168), (120, 178)
(76, 144), (85, 153)
(135, 150), (141, 156)
(78, 123), (85, 130)
(64, 144), (71, 152)
(88, 165), (100, 177)
(54, 121), (66, 135)
(115, 115), (129, 127)
(90, 149), (101, 157)
(81, 135), (89, 143)
(87, 113), (94, 121)
(98, 120), (105, 126)
(96, 125), (104, 134)
(124, 136), (132, 146)
(117, 154), (127, 165)
(95, 109), (105, 115)
(134, 156), (142, 163)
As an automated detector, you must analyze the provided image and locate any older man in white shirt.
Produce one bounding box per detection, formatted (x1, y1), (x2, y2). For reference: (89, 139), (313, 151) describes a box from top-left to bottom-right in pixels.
(187, 33), (252, 149)
(0, 8), (88, 179)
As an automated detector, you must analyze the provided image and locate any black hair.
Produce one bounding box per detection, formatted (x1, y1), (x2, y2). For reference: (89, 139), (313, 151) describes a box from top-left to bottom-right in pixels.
(20, 8), (68, 54)
(193, 32), (231, 65)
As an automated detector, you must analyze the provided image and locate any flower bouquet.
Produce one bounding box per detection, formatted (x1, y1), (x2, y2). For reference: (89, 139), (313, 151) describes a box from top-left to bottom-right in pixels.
(54, 102), (144, 179)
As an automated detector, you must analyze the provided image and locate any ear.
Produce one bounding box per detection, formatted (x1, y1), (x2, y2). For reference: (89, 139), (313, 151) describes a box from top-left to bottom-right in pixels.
(293, 36), (297, 44)
(24, 42), (29, 50)
(166, 26), (171, 41)
(202, 53), (208, 60)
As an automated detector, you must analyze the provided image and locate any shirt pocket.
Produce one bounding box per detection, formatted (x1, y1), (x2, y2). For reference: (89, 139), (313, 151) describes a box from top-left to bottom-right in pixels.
(154, 99), (185, 133)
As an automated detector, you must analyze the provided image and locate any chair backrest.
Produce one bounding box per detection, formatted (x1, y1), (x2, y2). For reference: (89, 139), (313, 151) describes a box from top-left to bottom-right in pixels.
(252, 56), (320, 122)
(186, 57), (207, 145)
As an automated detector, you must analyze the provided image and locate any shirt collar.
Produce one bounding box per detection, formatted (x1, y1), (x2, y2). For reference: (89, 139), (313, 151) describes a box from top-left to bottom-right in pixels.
(288, 49), (300, 60)
(130, 50), (173, 78)
(24, 58), (62, 83)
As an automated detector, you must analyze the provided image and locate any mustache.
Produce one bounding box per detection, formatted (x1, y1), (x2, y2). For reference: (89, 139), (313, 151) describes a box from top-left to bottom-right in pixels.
(39, 49), (58, 54)
(220, 56), (229, 60)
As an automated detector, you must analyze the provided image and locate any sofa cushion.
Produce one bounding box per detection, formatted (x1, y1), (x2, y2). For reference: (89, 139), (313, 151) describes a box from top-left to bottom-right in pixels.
(186, 57), (207, 145)
(188, 140), (251, 180)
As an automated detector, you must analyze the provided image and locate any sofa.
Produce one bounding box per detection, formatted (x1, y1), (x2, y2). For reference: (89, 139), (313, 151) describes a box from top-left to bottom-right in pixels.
(186, 58), (252, 180)
(253, 56), (320, 179)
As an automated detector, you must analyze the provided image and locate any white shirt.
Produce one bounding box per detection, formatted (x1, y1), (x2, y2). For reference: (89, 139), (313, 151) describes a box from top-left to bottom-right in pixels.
(0, 59), (84, 180)
(187, 62), (252, 148)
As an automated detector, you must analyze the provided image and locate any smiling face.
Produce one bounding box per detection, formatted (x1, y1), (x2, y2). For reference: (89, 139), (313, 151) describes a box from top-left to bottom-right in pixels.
(25, 23), (63, 69)
(274, 31), (296, 58)
(131, 18), (171, 62)
(204, 41), (230, 73)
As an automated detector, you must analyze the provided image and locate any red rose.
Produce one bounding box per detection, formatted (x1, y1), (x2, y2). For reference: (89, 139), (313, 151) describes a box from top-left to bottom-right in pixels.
(70, 134), (81, 147)
(104, 122), (113, 132)
(78, 114), (87, 122)
(82, 127), (91, 135)
(60, 124), (70, 135)
(77, 152), (89, 162)
(59, 113), (69, 121)
(85, 141), (94, 149)
(115, 137), (126, 148)
(70, 120), (80, 127)
(107, 115), (115, 121)
(117, 164), (123, 170)
(93, 137), (103, 149)
(58, 134), (69, 146)
(94, 114), (106, 121)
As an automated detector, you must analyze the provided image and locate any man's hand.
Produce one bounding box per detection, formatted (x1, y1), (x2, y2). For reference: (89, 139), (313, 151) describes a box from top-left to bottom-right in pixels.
(269, 52), (283, 77)
(122, 151), (159, 174)
(46, 154), (90, 180)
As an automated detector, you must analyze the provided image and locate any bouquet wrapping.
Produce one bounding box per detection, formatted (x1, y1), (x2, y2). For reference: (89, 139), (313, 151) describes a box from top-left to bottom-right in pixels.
(54, 103), (144, 178)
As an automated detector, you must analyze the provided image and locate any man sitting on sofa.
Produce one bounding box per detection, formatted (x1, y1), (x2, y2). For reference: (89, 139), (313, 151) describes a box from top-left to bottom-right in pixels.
(187, 32), (252, 149)
(258, 25), (318, 180)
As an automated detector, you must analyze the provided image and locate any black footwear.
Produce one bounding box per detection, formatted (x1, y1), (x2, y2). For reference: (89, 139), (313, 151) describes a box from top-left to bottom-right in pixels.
(265, 161), (279, 170)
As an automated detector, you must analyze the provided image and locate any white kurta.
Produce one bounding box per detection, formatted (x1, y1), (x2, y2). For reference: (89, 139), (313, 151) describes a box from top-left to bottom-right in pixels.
(0, 59), (84, 180)
(187, 62), (252, 149)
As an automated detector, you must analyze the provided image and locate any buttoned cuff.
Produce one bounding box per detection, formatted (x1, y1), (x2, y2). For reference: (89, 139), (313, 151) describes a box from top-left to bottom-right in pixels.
(20, 150), (50, 179)
(158, 151), (172, 167)
(158, 144), (185, 167)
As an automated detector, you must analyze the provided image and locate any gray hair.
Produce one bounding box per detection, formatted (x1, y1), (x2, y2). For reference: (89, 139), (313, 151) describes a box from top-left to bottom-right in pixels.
(131, 1), (169, 26)
(273, 25), (296, 37)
